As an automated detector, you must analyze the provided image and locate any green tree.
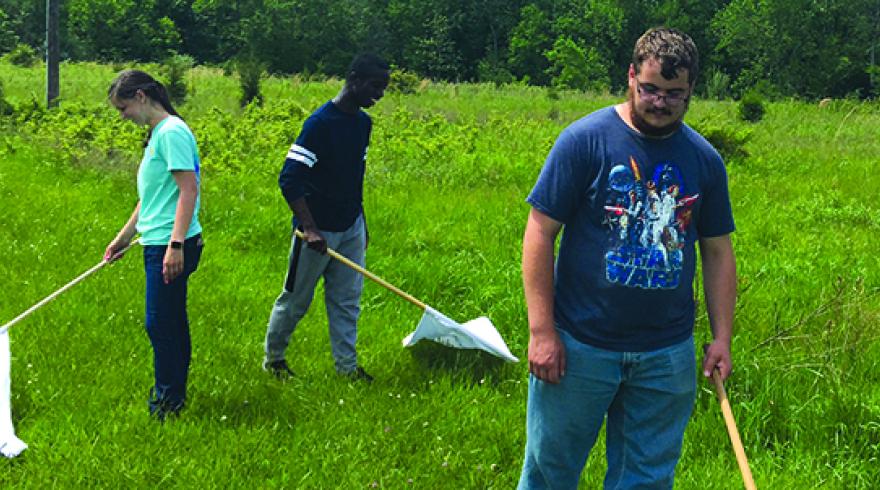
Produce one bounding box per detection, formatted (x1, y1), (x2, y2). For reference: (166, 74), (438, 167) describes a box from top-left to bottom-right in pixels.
(509, 1), (623, 87)
(0, 8), (19, 55)
(0, 0), (47, 51)
(545, 36), (611, 92)
(67, 0), (181, 61)
(192, 0), (382, 76)
(404, 14), (461, 80)
(508, 4), (554, 84)
(712, 0), (874, 98)
(555, 0), (624, 87)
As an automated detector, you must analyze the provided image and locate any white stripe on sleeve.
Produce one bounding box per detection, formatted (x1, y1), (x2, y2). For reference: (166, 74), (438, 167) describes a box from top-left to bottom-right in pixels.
(286, 144), (317, 167)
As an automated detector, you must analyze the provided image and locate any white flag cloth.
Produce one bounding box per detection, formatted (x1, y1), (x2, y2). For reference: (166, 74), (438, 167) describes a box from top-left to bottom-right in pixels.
(402, 306), (519, 363)
(1, 330), (28, 458)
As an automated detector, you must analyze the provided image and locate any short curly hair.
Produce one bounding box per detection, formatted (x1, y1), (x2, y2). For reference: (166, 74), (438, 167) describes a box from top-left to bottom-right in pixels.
(346, 53), (390, 83)
(633, 27), (699, 84)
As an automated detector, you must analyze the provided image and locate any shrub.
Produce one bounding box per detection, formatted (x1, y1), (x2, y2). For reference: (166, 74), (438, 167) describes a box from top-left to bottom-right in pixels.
(691, 121), (751, 163)
(0, 79), (13, 115)
(703, 69), (731, 101)
(477, 56), (514, 86)
(3, 43), (39, 67)
(738, 91), (766, 123)
(162, 52), (194, 105)
(236, 56), (266, 107)
(388, 66), (420, 94)
(14, 95), (45, 124)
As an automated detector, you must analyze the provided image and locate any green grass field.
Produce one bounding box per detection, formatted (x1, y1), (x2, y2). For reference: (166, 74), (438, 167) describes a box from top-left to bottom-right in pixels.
(1, 62), (879, 488)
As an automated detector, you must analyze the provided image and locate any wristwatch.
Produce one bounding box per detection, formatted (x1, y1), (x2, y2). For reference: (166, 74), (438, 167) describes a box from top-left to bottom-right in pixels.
(170, 240), (183, 250)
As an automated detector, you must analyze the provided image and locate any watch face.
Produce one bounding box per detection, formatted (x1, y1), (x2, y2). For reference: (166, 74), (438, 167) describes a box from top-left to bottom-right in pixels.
(170, 241), (183, 249)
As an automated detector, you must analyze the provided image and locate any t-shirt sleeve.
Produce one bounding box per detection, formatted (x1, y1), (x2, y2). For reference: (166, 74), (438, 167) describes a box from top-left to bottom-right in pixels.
(696, 152), (736, 237)
(279, 116), (323, 204)
(159, 126), (197, 172)
(526, 128), (589, 224)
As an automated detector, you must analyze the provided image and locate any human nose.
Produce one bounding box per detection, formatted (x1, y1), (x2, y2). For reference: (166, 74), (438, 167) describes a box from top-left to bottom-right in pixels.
(650, 93), (669, 107)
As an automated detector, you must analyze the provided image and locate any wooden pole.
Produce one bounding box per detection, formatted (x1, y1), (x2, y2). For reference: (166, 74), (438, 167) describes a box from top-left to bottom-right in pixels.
(0, 240), (140, 335)
(712, 370), (758, 490)
(292, 229), (426, 310)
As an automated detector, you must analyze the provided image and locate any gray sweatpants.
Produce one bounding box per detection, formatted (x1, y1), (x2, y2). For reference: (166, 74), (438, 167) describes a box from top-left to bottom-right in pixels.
(264, 215), (365, 373)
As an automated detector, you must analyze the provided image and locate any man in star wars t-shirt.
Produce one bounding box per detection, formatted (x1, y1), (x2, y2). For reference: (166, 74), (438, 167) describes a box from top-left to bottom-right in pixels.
(519, 28), (737, 489)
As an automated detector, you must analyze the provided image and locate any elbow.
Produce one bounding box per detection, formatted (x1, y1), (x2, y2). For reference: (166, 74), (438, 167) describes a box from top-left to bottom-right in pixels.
(180, 181), (199, 199)
(280, 185), (305, 206)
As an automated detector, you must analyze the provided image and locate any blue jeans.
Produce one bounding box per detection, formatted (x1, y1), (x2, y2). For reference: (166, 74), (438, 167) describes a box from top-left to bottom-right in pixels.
(143, 235), (203, 416)
(518, 329), (696, 490)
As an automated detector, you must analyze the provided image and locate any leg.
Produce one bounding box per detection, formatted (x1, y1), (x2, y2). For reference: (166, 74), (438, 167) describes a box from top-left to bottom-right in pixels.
(518, 329), (622, 490)
(604, 338), (696, 490)
(169, 237), (203, 405)
(264, 231), (331, 364)
(323, 215), (365, 374)
(144, 246), (188, 415)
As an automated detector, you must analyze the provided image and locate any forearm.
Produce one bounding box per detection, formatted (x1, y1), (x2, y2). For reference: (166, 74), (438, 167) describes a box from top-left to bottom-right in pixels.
(701, 237), (737, 344)
(523, 208), (566, 382)
(116, 202), (141, 242)
(523, 214), (559, 337)
(289, 197), (319, 232)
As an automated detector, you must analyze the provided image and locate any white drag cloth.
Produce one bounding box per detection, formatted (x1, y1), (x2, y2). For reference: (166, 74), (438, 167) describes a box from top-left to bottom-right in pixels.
(402, 306), (519, 363)
(0, 330), (27, 458)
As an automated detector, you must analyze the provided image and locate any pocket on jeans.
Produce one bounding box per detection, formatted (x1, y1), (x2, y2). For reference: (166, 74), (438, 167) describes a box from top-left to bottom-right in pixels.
(661, 341), (696, 392)
(143, 247), (165, 269)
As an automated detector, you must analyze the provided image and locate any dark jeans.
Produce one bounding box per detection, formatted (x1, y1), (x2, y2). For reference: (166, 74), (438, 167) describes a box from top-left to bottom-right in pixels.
(143, 235), (203, 416)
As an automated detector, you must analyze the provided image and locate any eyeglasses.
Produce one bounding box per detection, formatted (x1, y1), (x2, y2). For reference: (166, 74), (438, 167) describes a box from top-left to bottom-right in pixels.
(635, 79), (689, 107)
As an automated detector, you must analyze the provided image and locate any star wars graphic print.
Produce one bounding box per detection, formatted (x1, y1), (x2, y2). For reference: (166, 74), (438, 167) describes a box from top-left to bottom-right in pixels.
(603, 157), (699, 289)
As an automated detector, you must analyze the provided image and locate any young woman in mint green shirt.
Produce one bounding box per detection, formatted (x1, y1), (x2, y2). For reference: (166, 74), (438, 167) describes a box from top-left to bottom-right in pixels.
(104, 70), (203, 421)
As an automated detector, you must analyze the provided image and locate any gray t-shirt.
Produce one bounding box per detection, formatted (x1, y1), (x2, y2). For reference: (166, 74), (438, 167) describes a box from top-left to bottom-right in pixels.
(527, 106), (735, 352)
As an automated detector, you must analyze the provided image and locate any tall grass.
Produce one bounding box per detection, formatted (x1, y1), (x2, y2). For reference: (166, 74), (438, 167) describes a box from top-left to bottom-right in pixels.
(0, 62), (878, 488)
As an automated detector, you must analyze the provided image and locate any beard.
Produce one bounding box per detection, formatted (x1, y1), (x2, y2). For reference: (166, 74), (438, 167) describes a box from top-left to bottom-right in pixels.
(627, 91), (688, 138)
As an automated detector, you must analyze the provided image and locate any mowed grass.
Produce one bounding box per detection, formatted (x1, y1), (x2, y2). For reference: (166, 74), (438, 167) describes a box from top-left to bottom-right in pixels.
(1, 62), (879, 488)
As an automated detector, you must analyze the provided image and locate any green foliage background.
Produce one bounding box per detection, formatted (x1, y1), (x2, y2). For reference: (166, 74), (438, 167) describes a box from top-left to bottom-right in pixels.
(0, 62), (879, 488)
(1, 0), (878, 98)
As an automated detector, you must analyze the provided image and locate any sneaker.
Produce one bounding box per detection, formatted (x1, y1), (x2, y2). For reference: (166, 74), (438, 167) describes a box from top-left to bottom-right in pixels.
(264, 359), (295, 380)
(342, 366), (374, 383)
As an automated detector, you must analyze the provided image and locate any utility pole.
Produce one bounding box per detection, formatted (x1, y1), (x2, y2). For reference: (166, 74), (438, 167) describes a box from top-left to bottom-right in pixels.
(46, 0), (59, 107)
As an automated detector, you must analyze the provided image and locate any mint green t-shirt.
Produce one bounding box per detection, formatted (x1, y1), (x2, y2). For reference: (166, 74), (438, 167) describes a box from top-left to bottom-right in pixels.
(136, 116), (202, 245)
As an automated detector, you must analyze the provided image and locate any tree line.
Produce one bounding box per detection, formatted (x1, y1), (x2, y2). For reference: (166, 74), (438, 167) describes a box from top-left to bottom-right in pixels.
(1, 0), (878, 99)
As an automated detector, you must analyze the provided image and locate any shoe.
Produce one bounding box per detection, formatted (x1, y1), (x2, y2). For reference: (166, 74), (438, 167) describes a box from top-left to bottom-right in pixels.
(342, 366), (374, 383)
(149, 389), (185, 422)
(152, 404), (183, 422)
(264, 359), (295, 380)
